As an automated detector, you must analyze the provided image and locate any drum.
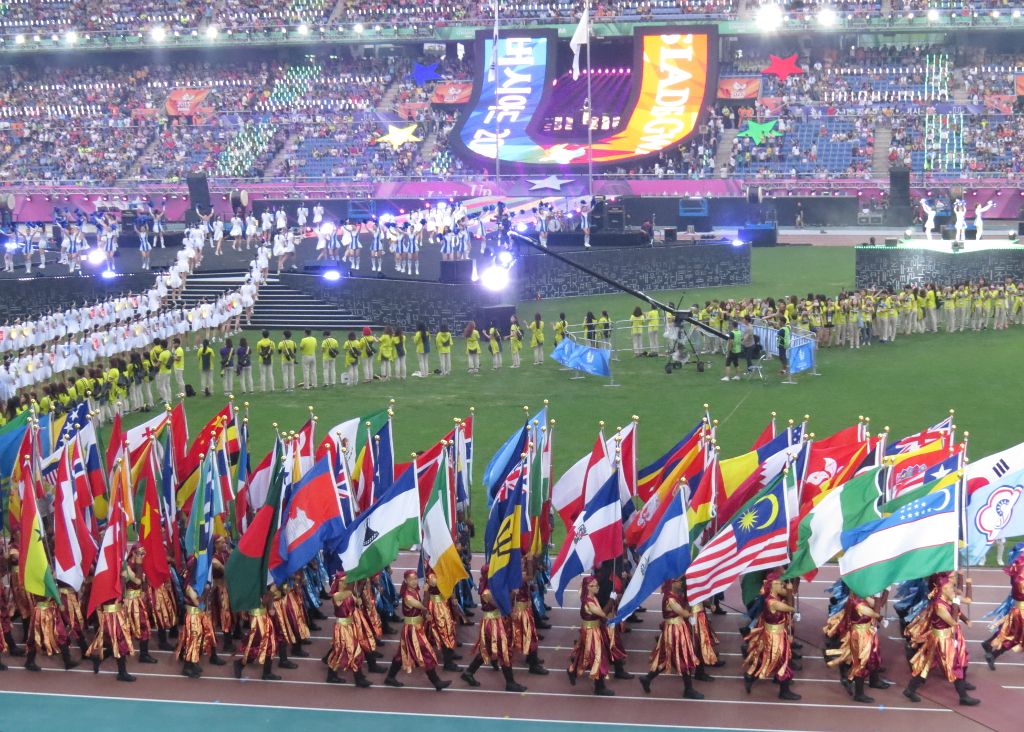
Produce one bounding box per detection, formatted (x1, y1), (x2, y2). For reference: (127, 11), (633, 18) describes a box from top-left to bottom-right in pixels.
(547, 216), (562, 233)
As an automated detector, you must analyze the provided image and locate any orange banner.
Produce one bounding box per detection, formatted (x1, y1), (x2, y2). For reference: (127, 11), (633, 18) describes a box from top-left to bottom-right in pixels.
(165, 88), (212, 117)
(717, 76), (761, 100)
(432, 81), (473, 105)
(985, 94), (1015, 114)
(1016, 74), (1024, 97)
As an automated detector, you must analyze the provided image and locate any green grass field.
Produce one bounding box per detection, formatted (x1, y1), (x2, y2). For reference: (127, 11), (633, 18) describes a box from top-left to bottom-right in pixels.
(113, 247), (1024, 549)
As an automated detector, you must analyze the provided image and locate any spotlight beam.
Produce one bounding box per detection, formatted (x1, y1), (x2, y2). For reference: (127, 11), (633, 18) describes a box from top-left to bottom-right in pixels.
(509, 231), (727, 341)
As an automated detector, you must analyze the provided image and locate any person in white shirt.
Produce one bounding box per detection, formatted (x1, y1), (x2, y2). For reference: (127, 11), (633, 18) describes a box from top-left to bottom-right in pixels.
(313, 203), (324, 226)
(230, 215), (244, 251)
(297, 205), (308, 229)
(261, 209), (273, 243)
(275, 207), (287, 233)
(245, 214), (259, 250)
(212, 217), (225, 255)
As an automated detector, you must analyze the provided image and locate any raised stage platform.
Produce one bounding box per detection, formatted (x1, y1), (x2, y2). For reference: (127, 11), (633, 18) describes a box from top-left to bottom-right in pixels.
(855, 238), (1024, 289)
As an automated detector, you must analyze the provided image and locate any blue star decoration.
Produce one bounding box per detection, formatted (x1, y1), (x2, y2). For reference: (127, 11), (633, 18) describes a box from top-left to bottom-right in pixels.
(409, 63), (442, 87)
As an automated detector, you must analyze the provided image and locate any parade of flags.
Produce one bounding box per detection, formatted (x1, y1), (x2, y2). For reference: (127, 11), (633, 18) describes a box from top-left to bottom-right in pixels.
(184, 450), (220, 594)
(420, 450), (468, 598)
(551, 429), (611, 529)
(272, 455), (345, 584)
(482, 454), (528, 616)
(19, 455), (60, 602)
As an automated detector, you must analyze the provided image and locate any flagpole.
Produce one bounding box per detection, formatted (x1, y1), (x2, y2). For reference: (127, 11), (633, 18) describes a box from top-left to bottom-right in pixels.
(585, 0), (593, 200)
(492, 0), (501, 186)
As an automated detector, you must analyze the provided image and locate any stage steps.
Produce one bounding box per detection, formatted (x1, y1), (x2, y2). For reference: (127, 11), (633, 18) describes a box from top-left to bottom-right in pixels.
(871, 126), (892, 179)
(714, 128), (737, 175)
(176, 271), (375, 331)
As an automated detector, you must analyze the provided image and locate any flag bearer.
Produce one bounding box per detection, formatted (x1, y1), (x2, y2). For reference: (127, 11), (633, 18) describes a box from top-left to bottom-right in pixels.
(384, 570), (451, 691)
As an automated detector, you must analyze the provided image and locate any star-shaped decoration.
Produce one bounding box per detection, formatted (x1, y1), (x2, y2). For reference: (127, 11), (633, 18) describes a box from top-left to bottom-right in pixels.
(762, 53), (804, 82)
(375, 124), (422, 149)
(527, 175), (574, 191)
(539, 144), (586, 165)
(408, 63), (442, 87)
(737, 119), (782, 145)
(929, 464), (954, 481)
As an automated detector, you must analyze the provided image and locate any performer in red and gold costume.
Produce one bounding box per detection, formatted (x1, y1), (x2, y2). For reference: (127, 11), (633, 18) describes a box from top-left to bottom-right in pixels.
(86, 598), (135, 681)
(825, 590), (891, 703)
(638, 578), (705, 699)
(24, 590), (78, 673)
(983, 542), (1024, 669)
(122, 543), (158, 664)
(269, 583), (299, 671)
(324, 571), (372, 687)
(0, 545), (25, 659)
(232, 590), (279, 680)
(57, 581), (88, 657)
(690, 595), (723, 678)
(510, 558), (547, 675)
(743, 571), (800, 700)
(384, 570), (451, 690)
(209, 536), (235, 652)
(424, 567), (462, 672)
(459, 563), (528, 692)
(567, 575), (614, 696)
(904, 572), (979, 706)
(151, 549), (179, 652)
(175, 584), (226, 679)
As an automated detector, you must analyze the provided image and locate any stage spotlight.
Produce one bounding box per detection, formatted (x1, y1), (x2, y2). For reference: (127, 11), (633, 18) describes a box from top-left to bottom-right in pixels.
(904, 228), (913, 237)
(755, 3), (785, 31)
(1014, 9), (1021, 18)
(150, 26), (166, 43)
(65, 30), (78, 45)
(515, 222), (528, 233)
(991, 10), (1000, 18)
(100, 269), (117, 280)
(480, 265), (510, 292)
(205, 25), (219, 39)
(14, 33), (25, 45)
(297, 23), (310, 35)
(322, 269), (342, 282)
(817, 7), (837, 27)
(731, 239), (744, 248)
(354, 23), (364, 34)
(86, 249), (106, 266)
(496, 250), (515, 268)
(927, 8), (939, 21)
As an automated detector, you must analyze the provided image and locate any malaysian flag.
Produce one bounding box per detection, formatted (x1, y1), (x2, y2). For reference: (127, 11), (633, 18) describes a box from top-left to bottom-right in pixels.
(684, 472), (791, 606)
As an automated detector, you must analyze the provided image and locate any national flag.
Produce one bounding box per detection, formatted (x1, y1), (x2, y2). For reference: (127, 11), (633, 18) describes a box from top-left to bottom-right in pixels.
(751, 415), (776, 451)
(184, 451), (219, 594)
(882, 452), (963, 514)
(686, 454), (721, 544)
(67, 438), (98, 570)
(139, 447), (171, 588)
(799, 439), (869, 512)
(783, 467), (882, 579)
(53, 448), (91, 591)
(716, 429), (805, 527)
(551, 431), (611, 529)
(233, 419), (251, 533)
(272, 456), (345, 584)
(482, 458), (528, 615)
(569, 6), (589, 80)
(421, 451), (468, 598)
(812, 423), (864, 452)
(615, 422), (638, 512)
(168, 402), (189, 470)
(0, 411), (30, 481)
(839, 484), (958, 597)
(636, 422), (703, 502)
(612, 486), (690, 624)
(458, 413), (474, 503)
(965, 443), (1024, 564)
(885, 440), (953, 498)
(412, 435), (451, 514)
(177, 405), (233, 509)
(226, 442), (287, 611)
(373, 417), (395, 498)
(483, 407), (545, 501)
(335, 461), (420, 582)
(76, 422), (106, 505)
(318, 411), (390, 513)
(88, 487), (129, 617)
(885, 426), (951, 456)
(550, 470), (623, 606)
(684, 473), (791, 606)
(18, 459), (59, 602)
(124, 410), (169, 462)
(627, 434), (706, 548)
(294, 418), (317, 477)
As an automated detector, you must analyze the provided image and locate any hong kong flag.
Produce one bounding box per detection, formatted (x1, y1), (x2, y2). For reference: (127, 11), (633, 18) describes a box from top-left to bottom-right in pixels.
(271, 456), (345, 584)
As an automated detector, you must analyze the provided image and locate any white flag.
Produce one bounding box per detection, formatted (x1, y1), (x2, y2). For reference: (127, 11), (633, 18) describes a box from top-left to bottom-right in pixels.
(570, 7), (590, 81)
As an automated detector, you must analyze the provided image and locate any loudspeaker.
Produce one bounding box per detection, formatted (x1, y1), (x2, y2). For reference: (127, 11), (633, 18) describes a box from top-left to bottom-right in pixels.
(1017, 222), (1024, 236)
(439, 259), (474, 284)
(884, 238), (898, 247)
(942, 226), (955, 241)
(606, 208), (625, 231)
(746, 185), (764, 205)
(476, 305), (517, 330)
(889, 169), (910, 206)
(187, 174), (211, 212)
(663, 227), (677, 242)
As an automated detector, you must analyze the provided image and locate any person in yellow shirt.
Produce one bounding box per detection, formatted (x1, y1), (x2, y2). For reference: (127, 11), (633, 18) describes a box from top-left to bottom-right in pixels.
(359, 326), (378, 382)
(486, 321), (502, 370)
(528, 313), (544, 365)
(646, 306), (660, 356)
(463, 321), (481, 374)
(508, 316), (523, 368)
(172, 337), (186, 397)
(343, 331), (360, 386)
(553, 313), (568, 347)
(435, 324), (452, 376)
(393, 327), (407, 380)
(277, 330), (297, 392)
(299, 329), (318, 390)
(377, 327), (395, 381)
(156, 340), (173, 405)
(629, 306), (646, 356)
(597, 310), (611, 350)
(256, 330), (276, 392)
(197, 338), (215, 396)
(413, 323), (431, 376)
(321, 330), (339, 387)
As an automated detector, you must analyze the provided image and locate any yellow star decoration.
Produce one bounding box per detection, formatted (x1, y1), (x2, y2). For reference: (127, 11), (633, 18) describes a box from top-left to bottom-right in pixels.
(376, 124), (422, 149)
(738, 507), (758, 531)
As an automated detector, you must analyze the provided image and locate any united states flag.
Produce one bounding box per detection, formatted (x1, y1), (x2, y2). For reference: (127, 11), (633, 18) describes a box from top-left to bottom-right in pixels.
(684, 473), (790, 606)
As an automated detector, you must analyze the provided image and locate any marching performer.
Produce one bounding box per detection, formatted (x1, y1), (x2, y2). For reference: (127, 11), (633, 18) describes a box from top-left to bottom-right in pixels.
(983, 542), (1024, 669)
(567, 575), (614, 696)
(638, 578), (705, 699)
(86, 598), (135, 681)
(383, 570), (451, 690)
(324, 572), (372, 687)
(122, 543), (158, 664)
(176, 584), (226, 679)
(510, 559), (548, 675)
(825, 589), (891, 704)
(232, 590), (280, 681)
(25, 592), (79, 674)
(424, 568), (462, 672)
(743, 571), (800, 700)
(460, 563), (528, 692)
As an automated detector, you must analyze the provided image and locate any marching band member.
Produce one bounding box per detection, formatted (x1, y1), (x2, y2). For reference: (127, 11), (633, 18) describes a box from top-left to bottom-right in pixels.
(567, 575), (614, 695)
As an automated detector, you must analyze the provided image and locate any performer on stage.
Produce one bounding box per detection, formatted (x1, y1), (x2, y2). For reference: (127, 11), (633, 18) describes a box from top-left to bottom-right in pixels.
(921, 198), (937, 241)
(743, 571), (800, 700)
(567, 575), (615, 696)
(638, 578), (705, 699)
(825, 590), (891, 704)
(579, 200), (592, 249)
(460, 563), (528, 692)
(176, 584), (226, 679)
(325, 572), (372, 687)
(903, 573), (979, 706)
(983, 542), (1024, 669)
(974, 200), (995, 240)
(953, 199), (968, 244)
(384, 570), (451, 690)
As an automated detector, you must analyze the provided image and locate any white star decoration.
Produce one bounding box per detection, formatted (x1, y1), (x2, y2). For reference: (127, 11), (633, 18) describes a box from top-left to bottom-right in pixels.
(539, 144), (586, 165)
(527, 175), (574, 191)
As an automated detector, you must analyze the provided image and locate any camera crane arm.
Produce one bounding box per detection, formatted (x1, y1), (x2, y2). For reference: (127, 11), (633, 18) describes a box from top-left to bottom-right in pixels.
(509, 231), (728, 341)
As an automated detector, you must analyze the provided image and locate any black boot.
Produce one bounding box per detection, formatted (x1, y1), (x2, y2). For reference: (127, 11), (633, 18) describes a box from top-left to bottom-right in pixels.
(955, 679), (980, 706)
(868, 671), (891, 690)
(743, 673), (755, 694)
(354, 670), (372, 688)
(157, 628), (174, 652)
(853, 677), (874, 704)
(613, 659), (632, 680)
(903, 675), (924, 703)
(261, 658), (281, 681)
(183, 662), (201, 679)
(594, 677), (615, 696)
(60, 644), (79, 670)
(366, 655), (386, 674)
(208, 652), (226, 666)
(222, 634), (234, 653)
(694, 664), (714, 682)
(983, 639), (1000, 670)
(778, 680), (801, 701)
(526, 651), (548, 675)
(116, 656), (136, 682)
(5, 632), (24, 657)
(426, 668), (451, 691)
(233, 659), (244, 679)
(461, 655), (483, 686)
(139, 640), (158, 664)
(502, 665), (527, 693)
(24, 649), (41, 673)
(0, 657), (6, 671)
(683, 674), (704, 700)
(278, 647), (297, 670)
(639, 670), (659, 694)
(384, 658), (404, 687)
(92, 653), (102, 674)
(291, 642), (309, 658)
(326, 668), (345, 684)
(441, 647), (461, 673)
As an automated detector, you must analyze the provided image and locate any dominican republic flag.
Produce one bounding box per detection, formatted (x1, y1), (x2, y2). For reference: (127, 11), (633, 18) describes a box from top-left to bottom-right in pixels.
(684, 472), (791, 606)
(272, 456), (345, 584)
(551, 431), (612, 529)
(550, 469), (624, 606)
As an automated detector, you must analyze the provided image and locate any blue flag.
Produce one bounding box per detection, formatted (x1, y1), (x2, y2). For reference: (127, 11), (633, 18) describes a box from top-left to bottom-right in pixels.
(483, 407), (545, 501)
(484, 460), (528, 615)
(550, 339), (612, 377)
(272, 457), (347, 584)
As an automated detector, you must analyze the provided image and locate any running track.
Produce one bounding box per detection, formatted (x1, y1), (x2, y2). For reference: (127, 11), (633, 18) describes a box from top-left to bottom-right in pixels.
(2, 555), (1020, 732)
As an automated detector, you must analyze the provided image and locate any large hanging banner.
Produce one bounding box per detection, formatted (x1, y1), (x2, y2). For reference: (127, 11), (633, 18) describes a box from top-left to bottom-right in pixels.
(431, 82), (473, 105)
(452, 26), (717, 171)
(717, 76), (761, 100)
(165, 88), (212, 117)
